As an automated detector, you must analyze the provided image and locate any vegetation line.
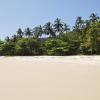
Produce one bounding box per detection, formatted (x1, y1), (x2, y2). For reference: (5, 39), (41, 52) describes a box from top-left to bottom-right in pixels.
(0, 13), (100, 56)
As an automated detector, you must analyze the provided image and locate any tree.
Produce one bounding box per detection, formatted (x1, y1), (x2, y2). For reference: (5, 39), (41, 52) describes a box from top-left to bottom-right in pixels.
(59, 24), (70, 39)
(81, 22), (100, 54)
(5, 36), (10, 42)
(89, 13), (100, 24)
(0, 13), (100, 56)
(43, 39), (69, 55)
(63, 23), (70, 33)
(66, 31), (81, 55)
(73, 16), (85, 44)
(73, 16), (85, 33)
(17, 28), (23, 38)
(33, 25), (43, 38)
(15, 38), (42, 56)
(0, 41), (15, 55)
(11, 35), (17, 42)
(54, 18), (63, 35)
(43, 22), (55, 37)
(83, 20), (91, 33)
(24, 28), (32, 37)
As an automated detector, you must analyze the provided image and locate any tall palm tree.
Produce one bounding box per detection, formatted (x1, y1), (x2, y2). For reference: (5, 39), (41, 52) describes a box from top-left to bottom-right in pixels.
(43, 22), (55, 37)
(24, 28), (32, 37)
(73, 16), (85, 32)
(53, 18), (63, 34)
(89, 13), (99, 24)
(17, 28), (23, 38)
(33, 25), (43, 38)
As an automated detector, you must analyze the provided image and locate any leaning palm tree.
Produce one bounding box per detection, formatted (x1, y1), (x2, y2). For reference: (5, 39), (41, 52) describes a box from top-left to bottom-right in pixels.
(53, 18), (63, 35)
(43, 22), (56, 37)
(33, 25), (43, 38)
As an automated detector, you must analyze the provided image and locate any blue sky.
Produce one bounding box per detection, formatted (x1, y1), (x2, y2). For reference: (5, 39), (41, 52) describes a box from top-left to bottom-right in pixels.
(0, 0), (100, 39)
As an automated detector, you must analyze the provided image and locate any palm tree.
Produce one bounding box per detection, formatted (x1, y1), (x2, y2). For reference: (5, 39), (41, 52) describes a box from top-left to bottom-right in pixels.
(83, 20), (91, 33)
(89, 13), (99, 24)
(43, 22), (55, 37)
(63, 23), (70, 33)
(53, 18), (63, 35)
(11, 35), (17, 42)
(33, 25), (43, 38)
(73, 16), (85, 32)
(17, 28), (23, 38)
(5, 36), (10, 42)
(24, 28), (32, 37)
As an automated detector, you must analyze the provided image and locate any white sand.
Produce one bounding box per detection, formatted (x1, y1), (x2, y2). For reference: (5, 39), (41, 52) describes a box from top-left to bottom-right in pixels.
(0, 56), (100, 100)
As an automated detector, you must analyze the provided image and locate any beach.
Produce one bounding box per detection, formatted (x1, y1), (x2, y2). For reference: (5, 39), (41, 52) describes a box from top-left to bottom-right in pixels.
(0, 56), (100, 100)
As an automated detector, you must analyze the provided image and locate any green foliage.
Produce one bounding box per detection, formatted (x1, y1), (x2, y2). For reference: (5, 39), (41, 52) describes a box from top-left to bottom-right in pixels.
(0, 13), (100, 56)
(43, 22), (56, 37)
(73, 16), (85, 33)
(43, 39), (69, 55)
(17, 28), (23, 38)
(54, 18), (63, 34)
(81, 22), (100, 54)
(0, 41), (15, 56)
(24, 28), (32, 37)
(15, 38), (42, 56)
(33, 25), (43, 38)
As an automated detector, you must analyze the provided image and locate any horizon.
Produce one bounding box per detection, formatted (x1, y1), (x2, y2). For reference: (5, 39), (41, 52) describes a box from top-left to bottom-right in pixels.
(0, 0), (100, 39)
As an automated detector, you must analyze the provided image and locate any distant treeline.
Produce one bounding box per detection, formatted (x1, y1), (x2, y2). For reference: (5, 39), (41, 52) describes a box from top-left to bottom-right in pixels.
(0, 13), (100, 56)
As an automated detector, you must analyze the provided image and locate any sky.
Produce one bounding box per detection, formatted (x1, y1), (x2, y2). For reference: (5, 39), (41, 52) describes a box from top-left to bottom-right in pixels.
(0, 0), (100, 39)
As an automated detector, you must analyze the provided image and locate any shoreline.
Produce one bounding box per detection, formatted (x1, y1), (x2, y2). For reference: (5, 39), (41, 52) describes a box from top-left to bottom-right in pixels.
(0, 56), (100, 65)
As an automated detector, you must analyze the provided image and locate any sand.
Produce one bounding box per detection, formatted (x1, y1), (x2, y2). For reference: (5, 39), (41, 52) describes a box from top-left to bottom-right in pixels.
(0, 56), (100, 100)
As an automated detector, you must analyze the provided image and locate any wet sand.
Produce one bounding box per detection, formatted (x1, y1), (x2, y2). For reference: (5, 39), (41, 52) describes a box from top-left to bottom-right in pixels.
(0, 56), (100, 100)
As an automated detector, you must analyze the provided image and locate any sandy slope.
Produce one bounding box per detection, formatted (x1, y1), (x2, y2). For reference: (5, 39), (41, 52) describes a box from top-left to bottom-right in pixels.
(0, 56), (100, 100)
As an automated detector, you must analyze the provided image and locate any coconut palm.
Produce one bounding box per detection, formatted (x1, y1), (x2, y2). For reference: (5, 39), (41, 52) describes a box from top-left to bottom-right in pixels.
(54, 18), (63, 34)
(43, 22), (55, 37)
(33, 25), (43, 38)
(11, 35), (17, 42)
(17, 28), (23, 38)
(73, 16), (85, 32)
(5, 36), (10, 42)
(63, 23), (70, 33)
(24, 28), (32, 37)
(89, 13), (100, 24)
